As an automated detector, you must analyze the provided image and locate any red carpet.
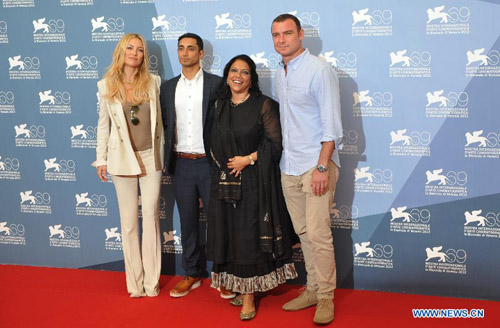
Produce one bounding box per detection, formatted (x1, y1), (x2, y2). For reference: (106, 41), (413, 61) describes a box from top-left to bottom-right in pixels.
(1, 264), (498, 327)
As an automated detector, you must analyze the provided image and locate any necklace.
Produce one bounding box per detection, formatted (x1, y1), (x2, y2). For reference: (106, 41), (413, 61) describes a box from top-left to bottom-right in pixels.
(123, 79), (134, 85)
(230, 93), (250, 107)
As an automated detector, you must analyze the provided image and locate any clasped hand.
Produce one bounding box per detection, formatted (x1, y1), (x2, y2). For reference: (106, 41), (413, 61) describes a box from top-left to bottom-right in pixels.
(227, 156), (250, 177)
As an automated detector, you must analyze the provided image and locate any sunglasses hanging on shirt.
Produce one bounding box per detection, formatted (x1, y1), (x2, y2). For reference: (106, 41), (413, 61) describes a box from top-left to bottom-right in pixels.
(130, 105), (140, 125)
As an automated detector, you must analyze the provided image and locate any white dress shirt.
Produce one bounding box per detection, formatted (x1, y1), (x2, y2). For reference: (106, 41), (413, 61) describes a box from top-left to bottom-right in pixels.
(175, 68), (205, 154)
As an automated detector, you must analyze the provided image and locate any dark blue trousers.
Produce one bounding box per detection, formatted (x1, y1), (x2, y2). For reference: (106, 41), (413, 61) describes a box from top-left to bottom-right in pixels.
(171, 157), (211, 278)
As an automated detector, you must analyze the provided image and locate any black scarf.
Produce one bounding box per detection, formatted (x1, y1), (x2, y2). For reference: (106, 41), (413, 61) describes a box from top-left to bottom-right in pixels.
(210, 99), (241, 206)
(257, 138), (286, 257)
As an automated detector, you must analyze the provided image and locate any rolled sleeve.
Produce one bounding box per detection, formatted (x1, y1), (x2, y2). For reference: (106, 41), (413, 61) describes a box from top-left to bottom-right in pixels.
(314, 66), (343, 149)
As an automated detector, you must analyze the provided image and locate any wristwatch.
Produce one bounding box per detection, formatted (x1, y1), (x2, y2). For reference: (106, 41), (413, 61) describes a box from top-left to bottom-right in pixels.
(248, 155), (255, 165)
(317, 164), (328, 173)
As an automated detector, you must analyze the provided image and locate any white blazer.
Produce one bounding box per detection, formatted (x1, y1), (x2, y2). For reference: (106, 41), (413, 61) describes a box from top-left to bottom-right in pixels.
(94, 74), (164, 175)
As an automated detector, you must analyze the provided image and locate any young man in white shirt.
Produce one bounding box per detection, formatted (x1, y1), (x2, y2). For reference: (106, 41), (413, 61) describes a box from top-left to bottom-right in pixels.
(160, 33), (221, 298)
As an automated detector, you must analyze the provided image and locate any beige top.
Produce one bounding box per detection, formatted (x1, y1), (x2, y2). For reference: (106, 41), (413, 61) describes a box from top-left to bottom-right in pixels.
(123, 102), (152, 151)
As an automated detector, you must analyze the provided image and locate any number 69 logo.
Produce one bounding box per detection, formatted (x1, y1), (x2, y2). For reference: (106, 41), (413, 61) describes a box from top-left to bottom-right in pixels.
(445, 248), (467, 264)
(409, 208), (431, 223)
(0, 21), (7, 34)
(64, 226), (80, 239)
(373, 244), (393, 258)
(0, 91), (14, 104)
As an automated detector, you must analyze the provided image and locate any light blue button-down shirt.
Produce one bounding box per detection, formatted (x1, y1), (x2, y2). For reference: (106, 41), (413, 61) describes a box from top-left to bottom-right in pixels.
(274, 49), (343, 176)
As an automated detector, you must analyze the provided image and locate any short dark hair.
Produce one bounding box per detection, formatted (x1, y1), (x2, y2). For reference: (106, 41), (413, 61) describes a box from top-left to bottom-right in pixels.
(217, 54), (261, 100)
(177, 33), (203, 50)
(272, 13), (301, 32)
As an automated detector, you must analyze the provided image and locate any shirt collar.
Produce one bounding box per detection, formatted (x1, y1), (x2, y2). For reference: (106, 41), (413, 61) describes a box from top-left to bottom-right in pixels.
(280, 48), (309, 71)
(180, 68), (203, 83)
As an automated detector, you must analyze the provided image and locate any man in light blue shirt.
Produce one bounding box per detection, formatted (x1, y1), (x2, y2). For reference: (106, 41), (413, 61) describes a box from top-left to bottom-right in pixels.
(272, 13), (342, 325)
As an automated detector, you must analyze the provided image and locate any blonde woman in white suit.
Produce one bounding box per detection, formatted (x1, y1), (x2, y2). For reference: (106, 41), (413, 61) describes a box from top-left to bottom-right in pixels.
(94, 33), (164, 297)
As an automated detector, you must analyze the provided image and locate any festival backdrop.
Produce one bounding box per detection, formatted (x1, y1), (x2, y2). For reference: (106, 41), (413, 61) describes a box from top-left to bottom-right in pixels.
(1, 0), (499, 301)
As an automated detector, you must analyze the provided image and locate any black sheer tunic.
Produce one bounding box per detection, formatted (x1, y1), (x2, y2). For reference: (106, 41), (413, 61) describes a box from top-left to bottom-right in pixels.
(207, 93), (297, 293)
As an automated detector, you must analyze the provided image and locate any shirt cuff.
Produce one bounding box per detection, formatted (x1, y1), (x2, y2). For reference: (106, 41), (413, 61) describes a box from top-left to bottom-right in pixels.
(92, 159), (107, 168)
(321, 135), (343, 150)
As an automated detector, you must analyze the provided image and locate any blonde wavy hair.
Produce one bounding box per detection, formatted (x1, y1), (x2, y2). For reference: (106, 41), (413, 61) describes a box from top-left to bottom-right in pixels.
(103, 33), (151, 104)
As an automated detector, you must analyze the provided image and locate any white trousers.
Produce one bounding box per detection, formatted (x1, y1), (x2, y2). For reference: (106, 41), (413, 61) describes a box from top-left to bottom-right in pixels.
(112, 149), (162, 297)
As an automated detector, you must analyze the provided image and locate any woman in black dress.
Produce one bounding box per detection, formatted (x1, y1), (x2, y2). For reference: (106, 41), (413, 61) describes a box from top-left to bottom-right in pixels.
(207, 54), (297, 320)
